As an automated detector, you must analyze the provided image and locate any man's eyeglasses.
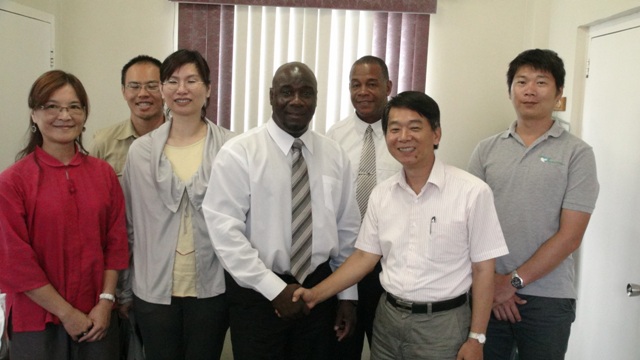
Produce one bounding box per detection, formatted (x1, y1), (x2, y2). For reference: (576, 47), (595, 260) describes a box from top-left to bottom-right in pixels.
(38, 104), (85, 117)
(125, 82), (161, 93)
(162, 78), (205, 92)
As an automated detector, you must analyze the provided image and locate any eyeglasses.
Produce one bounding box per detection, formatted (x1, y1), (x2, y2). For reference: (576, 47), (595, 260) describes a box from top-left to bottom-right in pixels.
(162, 78), (205, 91)
(38, 104), (85, 117)
(125, 82), (161, 93)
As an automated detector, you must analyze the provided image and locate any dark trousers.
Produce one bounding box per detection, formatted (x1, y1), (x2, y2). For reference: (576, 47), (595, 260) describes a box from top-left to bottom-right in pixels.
(334, 261), (383, 359)
(484, 295), (576, 360)
(118, 308), (144, 360)
(225, 261), (338, 360)
(133, 294), (229, 360)
(9, 310), (119, 360)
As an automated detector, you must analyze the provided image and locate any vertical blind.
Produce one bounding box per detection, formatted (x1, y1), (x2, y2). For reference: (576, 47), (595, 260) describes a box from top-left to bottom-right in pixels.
(231, 6), (376, 133)
(177, 4), (431, 133)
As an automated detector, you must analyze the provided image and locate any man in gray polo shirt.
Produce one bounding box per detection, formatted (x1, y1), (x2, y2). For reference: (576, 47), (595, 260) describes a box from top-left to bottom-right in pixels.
(468, 49), (599, 359)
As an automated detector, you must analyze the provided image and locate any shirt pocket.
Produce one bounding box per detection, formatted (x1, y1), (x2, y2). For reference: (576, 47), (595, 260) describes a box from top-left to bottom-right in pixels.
(427, 222), (468, 262)
(110, 154), (127, 177)
(322, 175), (341, 214)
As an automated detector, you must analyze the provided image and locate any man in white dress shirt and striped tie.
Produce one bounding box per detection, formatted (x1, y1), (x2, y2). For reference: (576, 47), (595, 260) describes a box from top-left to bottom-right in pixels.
(203, 62), (361, 360)
(294, 91), (509, 360)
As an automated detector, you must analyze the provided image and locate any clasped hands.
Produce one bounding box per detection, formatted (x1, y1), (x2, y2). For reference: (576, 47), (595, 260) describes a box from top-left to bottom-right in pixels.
(272, 284), (310, 320)
(273, 284), (356, 341)
(61, 300), (113, 343)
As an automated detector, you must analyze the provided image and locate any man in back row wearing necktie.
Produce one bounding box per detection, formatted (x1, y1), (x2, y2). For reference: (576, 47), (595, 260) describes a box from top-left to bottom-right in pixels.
(202, 62), (361, 360)
(325, 55), (402, 359)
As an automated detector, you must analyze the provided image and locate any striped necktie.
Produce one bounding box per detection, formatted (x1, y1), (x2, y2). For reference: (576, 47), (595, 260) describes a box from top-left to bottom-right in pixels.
(356, 125), (376, 219)
(290, 139), (312, 282)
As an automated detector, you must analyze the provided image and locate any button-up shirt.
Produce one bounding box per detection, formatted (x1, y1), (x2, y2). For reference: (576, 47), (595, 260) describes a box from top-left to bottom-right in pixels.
(356, 158), (508, 302)
(203, 119), (360, 301)
(327, 112), (402, 184)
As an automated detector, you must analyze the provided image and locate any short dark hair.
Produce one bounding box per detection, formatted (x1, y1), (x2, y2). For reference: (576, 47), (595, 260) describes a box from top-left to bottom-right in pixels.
(382, 91), (440, 149)
(161, 49), (211, 119)
(160, 49), (211, 85)
(121, 55), (162, 86)
(507, 49), (565, 94)
(351, 55), (390, 82)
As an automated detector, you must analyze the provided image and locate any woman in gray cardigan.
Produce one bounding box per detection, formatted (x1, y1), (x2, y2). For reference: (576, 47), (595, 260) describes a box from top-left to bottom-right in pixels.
(122, 49), (233, 360)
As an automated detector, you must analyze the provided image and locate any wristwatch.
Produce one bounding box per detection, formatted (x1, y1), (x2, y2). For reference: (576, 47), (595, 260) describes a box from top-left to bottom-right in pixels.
(510, 270), (525, 290)
(99, 293), (116, 303)
(468, 331), (486, 344)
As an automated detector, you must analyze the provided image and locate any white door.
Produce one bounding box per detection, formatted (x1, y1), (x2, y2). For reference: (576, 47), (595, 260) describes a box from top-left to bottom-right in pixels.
(0, 0), (53, 170)
(567, 13), (640, 360)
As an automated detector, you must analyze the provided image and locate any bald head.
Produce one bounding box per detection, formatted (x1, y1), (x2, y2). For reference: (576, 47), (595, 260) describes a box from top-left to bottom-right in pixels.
(269, 62), (318, 138)
(272, 62), (317, 88)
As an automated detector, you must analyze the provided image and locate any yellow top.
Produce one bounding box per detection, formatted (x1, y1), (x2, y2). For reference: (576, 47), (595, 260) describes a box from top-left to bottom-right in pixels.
(164, 137), (205, 297)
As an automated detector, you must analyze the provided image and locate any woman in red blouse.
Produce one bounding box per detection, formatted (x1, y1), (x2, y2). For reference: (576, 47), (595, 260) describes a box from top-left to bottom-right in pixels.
(0, 70), (129, 360)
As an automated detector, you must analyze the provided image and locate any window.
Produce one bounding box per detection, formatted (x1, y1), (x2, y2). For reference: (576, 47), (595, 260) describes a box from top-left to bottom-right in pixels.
(174, 1), (436, 133)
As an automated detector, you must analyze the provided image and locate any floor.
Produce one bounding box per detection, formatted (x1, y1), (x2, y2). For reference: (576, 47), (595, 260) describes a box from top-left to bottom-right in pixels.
(219, 330), (371, 359)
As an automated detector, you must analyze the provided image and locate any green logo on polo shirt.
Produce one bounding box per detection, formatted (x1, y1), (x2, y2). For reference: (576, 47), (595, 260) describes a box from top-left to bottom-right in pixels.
(540, 156), (564, 165)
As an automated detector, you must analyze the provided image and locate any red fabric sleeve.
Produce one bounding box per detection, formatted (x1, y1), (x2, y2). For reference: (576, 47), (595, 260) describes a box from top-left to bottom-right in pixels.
(0, 165), (50, 294)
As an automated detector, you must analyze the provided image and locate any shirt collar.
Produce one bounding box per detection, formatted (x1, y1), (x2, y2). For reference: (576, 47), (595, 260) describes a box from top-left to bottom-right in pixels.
(35, 145), (84, 167)
(395, 157), (445, 195)
(267, 118), (314, 155)
(427, 158), (446, 190)
(504, 119), (565, 141)
(353, 113), (384, 140)
(115, 119), (139, 141)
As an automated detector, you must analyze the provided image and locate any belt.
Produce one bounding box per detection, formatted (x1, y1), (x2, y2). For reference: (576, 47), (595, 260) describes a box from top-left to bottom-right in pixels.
(386, 293), (467, 314)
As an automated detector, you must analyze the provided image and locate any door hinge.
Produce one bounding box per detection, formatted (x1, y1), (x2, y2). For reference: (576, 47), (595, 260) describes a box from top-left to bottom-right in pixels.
(585, 58), (590, 78)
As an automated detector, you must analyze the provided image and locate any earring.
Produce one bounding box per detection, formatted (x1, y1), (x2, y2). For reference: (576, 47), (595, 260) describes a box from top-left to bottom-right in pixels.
(82, 126), (86, 133)
(31, 124), (37, 133)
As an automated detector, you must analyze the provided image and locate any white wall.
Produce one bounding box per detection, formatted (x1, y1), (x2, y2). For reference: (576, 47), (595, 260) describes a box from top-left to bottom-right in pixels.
(56, 0), (176, 148)
(425, 0), (640, 168)
(9, 0), (536, 168)
(547, 0), (640, 136)
(0, 0), (54, 169)
(10, 0), (176, 150)
(7, 0), (640, 358)
(546, 1), (640, 359)
(11, 0), (637, 166)
(425, 0), (553, 167)
(8, 0), (52, 13)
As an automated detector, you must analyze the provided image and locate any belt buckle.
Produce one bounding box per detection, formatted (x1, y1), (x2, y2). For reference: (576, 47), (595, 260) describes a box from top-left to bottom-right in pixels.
(395, 298), (413, 310)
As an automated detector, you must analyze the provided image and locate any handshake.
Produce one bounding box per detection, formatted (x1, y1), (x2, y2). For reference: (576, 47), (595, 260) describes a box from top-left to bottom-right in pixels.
(271, 283), (356, 341)
(271, 284), (323, 320)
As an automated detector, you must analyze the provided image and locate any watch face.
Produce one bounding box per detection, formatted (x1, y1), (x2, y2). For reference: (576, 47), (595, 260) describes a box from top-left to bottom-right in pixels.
(511, 276), (524, 289)
(469, 332), (486, 344)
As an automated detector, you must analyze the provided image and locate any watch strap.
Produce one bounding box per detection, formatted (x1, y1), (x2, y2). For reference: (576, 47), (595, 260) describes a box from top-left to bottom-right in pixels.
(99, 293), (116, 302)
(468, 331), (486, 344)
(511, 269), (525, 289)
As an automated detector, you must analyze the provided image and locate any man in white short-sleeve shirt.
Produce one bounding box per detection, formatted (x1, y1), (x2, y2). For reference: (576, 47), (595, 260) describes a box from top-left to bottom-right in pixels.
(295, 91), (508, 360)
